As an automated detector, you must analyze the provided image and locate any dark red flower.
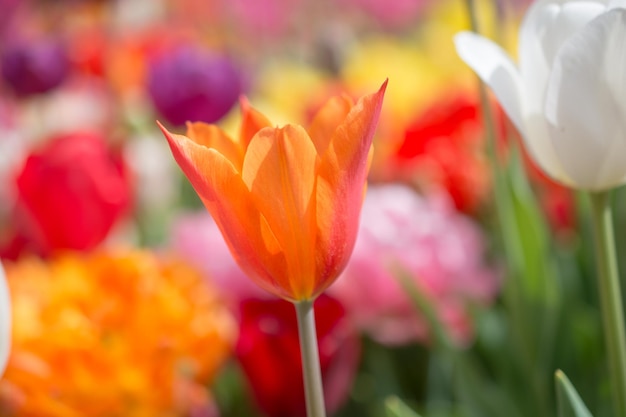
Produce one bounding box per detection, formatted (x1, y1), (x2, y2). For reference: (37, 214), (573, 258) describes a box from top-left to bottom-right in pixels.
(8, 131), (132, 256)
(235, 295), (360, 417)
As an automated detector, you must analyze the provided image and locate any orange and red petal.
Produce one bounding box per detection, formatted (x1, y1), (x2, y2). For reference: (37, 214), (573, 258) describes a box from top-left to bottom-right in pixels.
(307, 94), (354, 156)
(185, 122), (244, 171)
(160, 124), (291, 298)
(238, 97), (272, 151)
(242, 125), (319, 300)
(313, 81), (387, 296)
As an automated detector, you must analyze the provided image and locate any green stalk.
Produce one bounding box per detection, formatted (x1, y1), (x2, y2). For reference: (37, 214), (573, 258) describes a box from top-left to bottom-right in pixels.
(463, 1), (554, 415)
(294, 300), (326, 417)
(589, 191), (626, 417)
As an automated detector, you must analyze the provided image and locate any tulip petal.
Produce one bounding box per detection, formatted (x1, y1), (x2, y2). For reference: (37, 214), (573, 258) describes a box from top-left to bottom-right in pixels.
(186, 122), (244, 171)
(160, 124), (293, 298)
(545, 9), (626, 190)
(0, 261), (10, 377)
(455, 28), (571, 185)
(308, 94), (354, 155)
(538, 2), (605, 66)
(314, 81), (386, 294)
(454, 32), (524, 132)
(518, 1), (557, 118)
(242, 125), (318, 299)
(239, 97), (273, 151)
(610, 0), (626, 10)
(513, 2), (574, 184)
(519, 1), (603, 112)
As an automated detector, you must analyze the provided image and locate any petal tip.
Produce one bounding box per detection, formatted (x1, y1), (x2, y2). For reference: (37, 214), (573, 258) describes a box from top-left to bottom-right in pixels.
(453, 31), (482, 62)
(239, 96), (251, 112)
(156, 120), (167, 133)
(157, 120), (176, 142)
(380, 78), (389, 91)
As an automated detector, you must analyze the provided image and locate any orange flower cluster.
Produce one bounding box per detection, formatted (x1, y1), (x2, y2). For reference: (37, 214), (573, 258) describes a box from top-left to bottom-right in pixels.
(0, 251), (236, 417)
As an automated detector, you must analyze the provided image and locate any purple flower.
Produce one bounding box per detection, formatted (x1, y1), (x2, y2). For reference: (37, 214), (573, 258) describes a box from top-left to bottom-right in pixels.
(1, 36), (70, 97)
(147, 47), (243, 126)
(329, 184), (499, 347)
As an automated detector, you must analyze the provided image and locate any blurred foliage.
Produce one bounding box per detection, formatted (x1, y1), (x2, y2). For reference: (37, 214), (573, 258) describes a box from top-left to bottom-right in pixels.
(1, 0), (622, 416)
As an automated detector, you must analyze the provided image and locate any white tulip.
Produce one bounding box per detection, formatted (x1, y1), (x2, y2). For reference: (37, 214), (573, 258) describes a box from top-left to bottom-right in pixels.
(0, 261), (10, 377)
(455, 0), (626, 190)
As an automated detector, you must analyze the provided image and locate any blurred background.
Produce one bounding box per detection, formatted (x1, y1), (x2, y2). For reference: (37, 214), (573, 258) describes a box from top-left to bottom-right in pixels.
(0, 0), (621, 416)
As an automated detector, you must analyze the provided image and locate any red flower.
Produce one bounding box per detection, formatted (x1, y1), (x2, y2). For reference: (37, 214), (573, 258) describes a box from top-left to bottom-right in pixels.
(6, 132), (132, 256)
(394, 93), (492, 214)
(235, 295), (360, 417)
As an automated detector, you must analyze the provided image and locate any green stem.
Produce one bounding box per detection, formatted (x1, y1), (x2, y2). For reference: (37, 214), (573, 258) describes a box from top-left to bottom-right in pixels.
(294, 300), (326, 417)
(589, 191), (626, 417)
(463, 1), (553, 415)
(464, 0), (480, 33)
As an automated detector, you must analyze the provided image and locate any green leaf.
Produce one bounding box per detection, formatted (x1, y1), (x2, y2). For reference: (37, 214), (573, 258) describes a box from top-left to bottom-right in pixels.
(488, 144), (562, 416)
(385, 396), (423, 417)
(392, 265), (452, 351)
(555, 370), (593, 417)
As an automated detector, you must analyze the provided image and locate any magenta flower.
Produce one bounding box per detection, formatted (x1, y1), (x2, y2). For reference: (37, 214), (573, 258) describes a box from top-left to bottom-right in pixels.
(329, 184), (498, 346)
(1, 36), (70, 97)
(147, 46), (243, 126)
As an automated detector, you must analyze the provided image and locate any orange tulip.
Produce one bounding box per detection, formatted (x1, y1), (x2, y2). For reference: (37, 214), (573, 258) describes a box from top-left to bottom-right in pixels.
(160, 81), (387, 301)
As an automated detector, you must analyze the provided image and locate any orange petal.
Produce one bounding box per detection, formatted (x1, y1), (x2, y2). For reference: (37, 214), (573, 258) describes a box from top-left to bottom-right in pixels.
(314, 80), (387, 295)
(307, 94), (354, 156)
(242, 125), (319, 300)
(238, 97), (272, 151)
(159, 123), (291, 298)
(185, 122), (244, 171)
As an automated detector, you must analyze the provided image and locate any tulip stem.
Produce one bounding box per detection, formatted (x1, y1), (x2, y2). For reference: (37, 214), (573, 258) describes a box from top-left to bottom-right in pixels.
(590, 190), (626, 417)
(295, 300), (326, 417)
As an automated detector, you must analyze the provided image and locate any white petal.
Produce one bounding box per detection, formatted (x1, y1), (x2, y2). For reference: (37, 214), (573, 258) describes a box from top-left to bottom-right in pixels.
(542, 3), (606, 64)
(521, 114), (575, 187)
(519, 1), (604, 117)
(609, 0), (626, 10)
(0, 261), (10, 377)
(545, 9), (626, 190)
(519, 2), (560, 118)
(454, 31), (571, 184)
(454, 32), (524, 132)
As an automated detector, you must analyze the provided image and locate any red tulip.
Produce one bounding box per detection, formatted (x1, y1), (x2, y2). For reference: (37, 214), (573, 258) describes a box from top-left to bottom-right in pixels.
(11, 132), (132, 255)
(236, 295), (360, 417)
(395, 93), (492, 213)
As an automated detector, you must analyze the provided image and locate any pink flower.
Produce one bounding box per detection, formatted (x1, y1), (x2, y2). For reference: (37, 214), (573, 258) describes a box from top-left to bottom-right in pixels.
(224, 0), (303, 38)
(169, 211), (269, 305)
(329, 184), (498, 347)
(339, 0), (429, 28)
